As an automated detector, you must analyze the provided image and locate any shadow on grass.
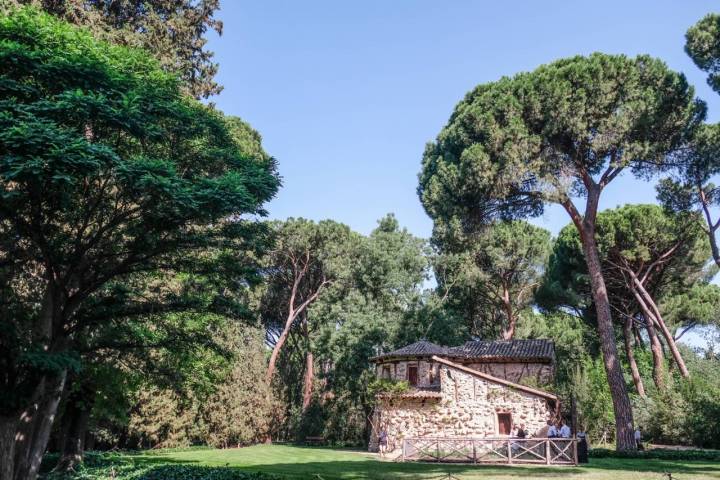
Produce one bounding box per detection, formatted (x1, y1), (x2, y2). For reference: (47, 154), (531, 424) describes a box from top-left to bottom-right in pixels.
(43, 448), (720, 480)
(225, 458), (720, 480)
(231, 461), (585, 479)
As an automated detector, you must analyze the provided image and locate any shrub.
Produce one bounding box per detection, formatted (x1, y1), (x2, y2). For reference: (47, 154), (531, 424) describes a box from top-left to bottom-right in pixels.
(43, 453), (286, 480)
(367, 378), (410, 397)
(589, 448), (720, 462)
(134, 466), (283, 480)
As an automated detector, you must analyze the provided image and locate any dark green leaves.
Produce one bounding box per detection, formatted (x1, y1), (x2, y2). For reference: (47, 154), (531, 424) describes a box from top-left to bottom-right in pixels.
(686, 13), (720, 93)
(419, 53), (702, 231)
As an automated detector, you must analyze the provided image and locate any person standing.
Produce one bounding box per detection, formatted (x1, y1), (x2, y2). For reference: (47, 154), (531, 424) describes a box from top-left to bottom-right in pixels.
(548, 422), (559, 438)
(378, 426), (388, 457)
(559, 420), (571, 439)
(577, 429), (589, 463)
(634, 426), (644, 451)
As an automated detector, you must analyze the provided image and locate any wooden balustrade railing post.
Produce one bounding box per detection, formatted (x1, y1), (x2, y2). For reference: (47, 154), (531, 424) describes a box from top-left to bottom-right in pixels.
(402, 439), (406, 462)
(507, 439), (512, 464)
(472, 440), (476, 464)
(573, 437), (578, 466)
(545, 439), (550, 465)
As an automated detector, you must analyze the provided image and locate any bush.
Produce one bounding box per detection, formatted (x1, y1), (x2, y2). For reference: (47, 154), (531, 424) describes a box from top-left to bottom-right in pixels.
(632, 352), (720, 449)
(42, 453), (285, 480)
(589, 448), (720, 462)
(134, 466), (283, 480)
(367, 378), (409, 397)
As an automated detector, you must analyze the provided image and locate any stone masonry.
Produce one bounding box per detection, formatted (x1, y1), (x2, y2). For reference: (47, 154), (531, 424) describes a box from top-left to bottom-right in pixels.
(369, 355), (555, 452)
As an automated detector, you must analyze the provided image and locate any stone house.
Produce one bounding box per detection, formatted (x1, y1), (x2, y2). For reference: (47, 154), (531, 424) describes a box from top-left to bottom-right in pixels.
(369, 339), (558, 452)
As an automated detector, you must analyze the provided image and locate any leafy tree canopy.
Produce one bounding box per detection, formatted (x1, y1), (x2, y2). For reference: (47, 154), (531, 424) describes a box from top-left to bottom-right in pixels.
(0, 11), (278, 477)
(539, 204), (711, 318)
(4, 0), (223, 98)
(686, 13), (720, 94)
(433, 220), (551, 339)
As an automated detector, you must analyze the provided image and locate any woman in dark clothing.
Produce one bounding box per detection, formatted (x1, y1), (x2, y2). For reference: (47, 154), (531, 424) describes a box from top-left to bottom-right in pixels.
(577, 429), (589, 463)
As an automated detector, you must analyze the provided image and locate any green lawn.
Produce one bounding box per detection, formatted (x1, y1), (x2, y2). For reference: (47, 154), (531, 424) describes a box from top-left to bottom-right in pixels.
(70, 444), (720, 480)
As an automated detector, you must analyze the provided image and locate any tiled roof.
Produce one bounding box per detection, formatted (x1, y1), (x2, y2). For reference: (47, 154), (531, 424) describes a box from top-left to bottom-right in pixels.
(371, 340), (448, 360)
(447, 339), (555, 362)
(372, 339), (554, 363)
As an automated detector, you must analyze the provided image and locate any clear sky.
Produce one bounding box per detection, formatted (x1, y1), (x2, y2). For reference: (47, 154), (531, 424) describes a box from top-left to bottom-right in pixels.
(207, 0), (720, 239)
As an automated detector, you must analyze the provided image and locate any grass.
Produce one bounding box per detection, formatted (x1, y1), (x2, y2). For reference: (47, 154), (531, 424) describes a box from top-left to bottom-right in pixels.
(48, 444), (720, 480)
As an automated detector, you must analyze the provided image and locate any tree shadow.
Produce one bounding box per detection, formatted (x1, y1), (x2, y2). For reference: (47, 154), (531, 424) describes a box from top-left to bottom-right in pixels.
(224, 458), (720, 480)
(230, 461), (586, 479)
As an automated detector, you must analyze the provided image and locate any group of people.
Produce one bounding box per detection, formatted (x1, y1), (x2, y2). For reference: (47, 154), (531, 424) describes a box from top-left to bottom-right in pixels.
(532, 419), (573, 439)
(511, 419), (588, 463)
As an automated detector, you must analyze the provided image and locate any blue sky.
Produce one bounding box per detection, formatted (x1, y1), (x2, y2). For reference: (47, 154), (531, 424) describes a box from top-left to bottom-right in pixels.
(208, 0), (720, 239)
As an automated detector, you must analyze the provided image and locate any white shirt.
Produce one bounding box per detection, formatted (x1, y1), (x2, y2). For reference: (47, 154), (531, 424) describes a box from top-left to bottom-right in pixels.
(560, 425), (571, 438)
(548, 425), (558, 437)
(634, 429), (641, 441)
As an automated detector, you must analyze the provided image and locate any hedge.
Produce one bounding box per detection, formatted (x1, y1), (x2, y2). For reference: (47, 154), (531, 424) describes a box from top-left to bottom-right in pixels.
(589, 448), (720, 462)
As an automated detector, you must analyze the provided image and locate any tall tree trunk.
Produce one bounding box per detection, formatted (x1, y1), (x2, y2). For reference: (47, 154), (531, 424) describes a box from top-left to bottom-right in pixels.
(622, 317), (646, 397)
(0, 415), (18, 480)
(55, 382), (93, 472)
(302, 351), (314, 411)
(646, 319), (666, 390)
(55, 407), (90, 472)
(265, 276), (327, 383)
(699, 186), (720, 268)
(12, 380), (47, 480)
(708, 230), (720, 268)
(632, 290), (666, 389)
(563, 189), (635, 451)
(266, 317), (293, 383)
(581, 233), (636, 450)
(631, 278), (690, 378)
(15, 371), (67, 480)
(501, 282), (516, 339)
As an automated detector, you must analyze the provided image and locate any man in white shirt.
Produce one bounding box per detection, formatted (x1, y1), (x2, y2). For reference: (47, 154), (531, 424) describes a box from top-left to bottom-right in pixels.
(548, 423), (559, 438)
(559, 420), (571, 438)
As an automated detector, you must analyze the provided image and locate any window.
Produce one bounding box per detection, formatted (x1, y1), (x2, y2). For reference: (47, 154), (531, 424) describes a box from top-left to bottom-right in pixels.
(408, 365), (418, 386)
(497, 412), (512, 435)
(381, 366), (391, 379)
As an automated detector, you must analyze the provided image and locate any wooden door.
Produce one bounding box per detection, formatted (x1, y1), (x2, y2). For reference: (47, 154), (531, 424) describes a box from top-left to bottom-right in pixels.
(408, 365), (418, 386)
(498, 413), (512, 435)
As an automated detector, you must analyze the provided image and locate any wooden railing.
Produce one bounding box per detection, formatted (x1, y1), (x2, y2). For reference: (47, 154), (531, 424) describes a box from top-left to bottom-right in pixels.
(400, 437), (578, 465)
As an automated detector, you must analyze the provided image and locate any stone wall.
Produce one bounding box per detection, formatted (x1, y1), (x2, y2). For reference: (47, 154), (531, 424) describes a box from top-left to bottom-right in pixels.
(462, 361), (553, 385)
(370, 362), (553, 452)
(376, 360), (438, 387)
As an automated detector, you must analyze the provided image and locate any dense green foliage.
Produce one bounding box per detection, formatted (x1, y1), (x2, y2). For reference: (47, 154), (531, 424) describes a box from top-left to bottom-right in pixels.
(3, 0), (223, 98)
(125, 324), (281, 450)
(433, 220), (551, 339)
(259, 215), (428, 444)
(0, 8), (277, 479)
